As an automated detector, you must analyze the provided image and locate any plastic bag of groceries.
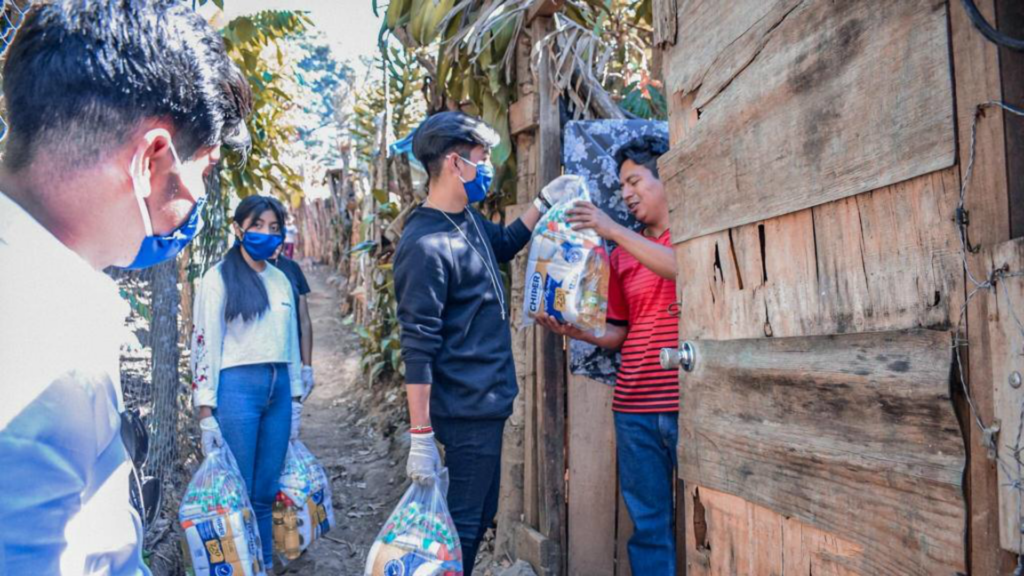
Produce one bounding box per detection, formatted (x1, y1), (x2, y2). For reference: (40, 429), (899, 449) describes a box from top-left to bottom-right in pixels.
(179, 445), (265, 576)
(273, 440), (336, 564)
(364, 470), (462, 576)
(522, 175), (610, 336)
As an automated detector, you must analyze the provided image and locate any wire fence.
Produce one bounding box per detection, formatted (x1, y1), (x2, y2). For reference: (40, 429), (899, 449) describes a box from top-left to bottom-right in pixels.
(953, 99), (1024, 574)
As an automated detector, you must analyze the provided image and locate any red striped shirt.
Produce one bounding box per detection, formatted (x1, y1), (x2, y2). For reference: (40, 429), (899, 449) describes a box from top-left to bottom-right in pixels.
(607, 229), (679, 413)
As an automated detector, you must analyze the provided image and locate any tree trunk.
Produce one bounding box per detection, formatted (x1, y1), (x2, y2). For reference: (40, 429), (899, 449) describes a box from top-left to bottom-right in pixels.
(149, 258), (181, 485)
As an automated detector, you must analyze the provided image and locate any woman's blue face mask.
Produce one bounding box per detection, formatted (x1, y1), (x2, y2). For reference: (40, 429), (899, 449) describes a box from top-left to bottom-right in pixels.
(240, 231), (284, 261)
(456, 155), (494, 203)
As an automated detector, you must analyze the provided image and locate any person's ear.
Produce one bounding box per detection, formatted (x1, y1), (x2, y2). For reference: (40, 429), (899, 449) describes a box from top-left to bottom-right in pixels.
(130, 128), (179, 205)
(447, 153), (463, 179)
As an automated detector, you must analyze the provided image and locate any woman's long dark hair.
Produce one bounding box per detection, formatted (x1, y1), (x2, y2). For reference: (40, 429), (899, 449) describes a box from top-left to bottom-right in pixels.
(221, 195), (285, 322)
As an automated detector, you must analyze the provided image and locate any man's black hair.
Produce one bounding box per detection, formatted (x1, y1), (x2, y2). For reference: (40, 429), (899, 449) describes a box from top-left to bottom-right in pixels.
(2, 0), (252, 171)
(614, 134), (670, 179)
(221, 195), (285, 323)
(411, 111), (500, 178)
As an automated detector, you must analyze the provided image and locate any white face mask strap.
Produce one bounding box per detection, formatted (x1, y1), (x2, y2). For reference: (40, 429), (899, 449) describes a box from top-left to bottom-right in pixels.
(451, 153), (473, 184)
(130, 152), (154, 237)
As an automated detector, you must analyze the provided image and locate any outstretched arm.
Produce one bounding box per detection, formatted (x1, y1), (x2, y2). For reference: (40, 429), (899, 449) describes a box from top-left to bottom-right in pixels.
(567, 201), (676, 280)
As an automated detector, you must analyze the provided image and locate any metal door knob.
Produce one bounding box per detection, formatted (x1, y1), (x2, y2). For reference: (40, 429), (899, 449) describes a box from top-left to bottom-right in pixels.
(660, 341), (696, 372)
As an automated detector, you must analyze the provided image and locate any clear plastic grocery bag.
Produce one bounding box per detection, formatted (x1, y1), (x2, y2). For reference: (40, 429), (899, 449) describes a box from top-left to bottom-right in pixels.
(522, 175), (610, 336)
(179, 445), (266, 576)
(364, 470), (463, 576)
(273, 440), (336, 564)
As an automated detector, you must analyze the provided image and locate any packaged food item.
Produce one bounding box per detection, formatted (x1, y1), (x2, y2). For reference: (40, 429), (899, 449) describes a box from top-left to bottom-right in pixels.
(523, 175), (610, 335)
(273, 440), (336, 565)
(365, 470), (463, 576)
(179, 446), (265, 576)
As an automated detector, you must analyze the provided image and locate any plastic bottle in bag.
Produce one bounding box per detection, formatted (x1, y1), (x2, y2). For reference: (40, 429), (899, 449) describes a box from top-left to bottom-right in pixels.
(522, 175), (610, 335)
(273, 439), (337, 566)
(179, 446), (266, 576)
(364, 470), (462, 576)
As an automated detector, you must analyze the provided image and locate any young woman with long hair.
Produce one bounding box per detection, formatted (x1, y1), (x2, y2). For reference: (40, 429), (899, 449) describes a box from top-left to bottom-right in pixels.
(190, 194), (308, 566)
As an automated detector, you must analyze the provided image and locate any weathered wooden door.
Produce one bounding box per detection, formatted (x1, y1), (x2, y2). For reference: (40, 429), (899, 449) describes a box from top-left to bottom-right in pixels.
(653, 0), (1020, 572)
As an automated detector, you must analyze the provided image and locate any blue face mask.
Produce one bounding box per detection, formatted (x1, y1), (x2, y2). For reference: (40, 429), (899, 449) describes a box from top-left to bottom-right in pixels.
(123, 196), (206, 270)
(121, 143), (206, 270)
(457, 156), (494, 203)
(241, 231), (284, 261)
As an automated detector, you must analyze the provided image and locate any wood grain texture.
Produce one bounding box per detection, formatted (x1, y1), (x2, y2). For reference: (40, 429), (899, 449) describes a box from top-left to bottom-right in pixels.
(661, 0), (956, 244)
(951, 0), (1009, 248)
(533, 16), (567, 565)
(653, 0), (677, 48)
(684, 485), (867, 576)
(675, 168), (963, 342)
(678, 329), (964, 575)
(949, 0), (1018, 571)
(977, 238), (1024, 553)
(510, 94), (539, 136)
(567, 377), (617, 576)
(670, 169), (966, 573)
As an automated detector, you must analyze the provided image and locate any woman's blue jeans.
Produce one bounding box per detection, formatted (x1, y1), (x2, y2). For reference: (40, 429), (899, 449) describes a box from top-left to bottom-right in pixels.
(614, 411), (679, 576)
(214, 363), (291, 566)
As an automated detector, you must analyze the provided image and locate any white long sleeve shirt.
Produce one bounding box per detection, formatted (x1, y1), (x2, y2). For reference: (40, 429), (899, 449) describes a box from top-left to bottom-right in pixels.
(191, 261), (303, 408)
(0, 192), (148, 575)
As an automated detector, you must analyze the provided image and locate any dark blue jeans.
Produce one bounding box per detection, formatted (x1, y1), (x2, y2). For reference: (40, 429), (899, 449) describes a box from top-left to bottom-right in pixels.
(214, 363), (292, 566)
(433, 416), (506, 574)
(614, 411), (678, 575)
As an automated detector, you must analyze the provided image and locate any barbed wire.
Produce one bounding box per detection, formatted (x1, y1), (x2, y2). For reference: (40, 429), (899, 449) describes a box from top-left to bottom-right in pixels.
(952, 99), (1024, 573)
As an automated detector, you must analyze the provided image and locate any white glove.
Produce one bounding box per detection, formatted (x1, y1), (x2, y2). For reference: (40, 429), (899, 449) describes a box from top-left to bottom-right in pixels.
(199, 416), (224, 457)
(536, 174), (587, 213)
(301, 365), (315, 402)
(290, 401), (303, 441)
(407, 431), (443, 486)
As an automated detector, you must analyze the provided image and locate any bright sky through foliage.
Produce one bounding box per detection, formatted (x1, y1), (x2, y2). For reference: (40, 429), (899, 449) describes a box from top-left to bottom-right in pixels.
(200, 0), (383, 75)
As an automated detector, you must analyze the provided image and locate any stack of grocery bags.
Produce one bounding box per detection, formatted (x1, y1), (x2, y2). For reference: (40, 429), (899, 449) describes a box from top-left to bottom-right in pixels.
(179, 440), (335, 575)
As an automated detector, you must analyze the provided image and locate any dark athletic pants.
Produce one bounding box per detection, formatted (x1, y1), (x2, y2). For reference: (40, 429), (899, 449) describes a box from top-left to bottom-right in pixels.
(433, 416), (506, 573)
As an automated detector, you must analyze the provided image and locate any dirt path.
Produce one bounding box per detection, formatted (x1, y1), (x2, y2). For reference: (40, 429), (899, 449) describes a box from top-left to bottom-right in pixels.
(279, 265), (409, 575)
(276, 264), (504, 576)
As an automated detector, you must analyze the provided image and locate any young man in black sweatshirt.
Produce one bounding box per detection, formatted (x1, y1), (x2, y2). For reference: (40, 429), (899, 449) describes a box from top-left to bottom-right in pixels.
(393, 111), (551, 573)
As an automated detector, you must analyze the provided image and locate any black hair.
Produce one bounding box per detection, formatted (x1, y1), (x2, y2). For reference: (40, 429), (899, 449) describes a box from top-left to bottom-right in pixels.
(267, 196), (289, 238)
(412, 111), (500, 178)
(2, 0), (252, 171)
(221, 195), (286, 323)
(613, 134), (670, 179)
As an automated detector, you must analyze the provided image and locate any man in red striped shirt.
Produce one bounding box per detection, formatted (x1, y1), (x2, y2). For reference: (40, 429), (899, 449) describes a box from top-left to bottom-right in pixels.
(534, 134), (679, 574)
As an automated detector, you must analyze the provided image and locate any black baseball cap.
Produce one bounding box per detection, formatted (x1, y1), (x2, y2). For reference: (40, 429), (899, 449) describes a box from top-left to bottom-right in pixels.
(411, 111), (501, 168)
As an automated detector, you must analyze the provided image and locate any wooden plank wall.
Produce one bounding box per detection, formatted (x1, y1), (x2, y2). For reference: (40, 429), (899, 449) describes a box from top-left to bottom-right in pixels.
(660, 0), (956, 243)
(653, 0), (1006, 573)
(678, 330), (964, 575)
(978, 238), (1024, 553)
(952, 0), (1020, 571)
(566, 377), (618, 575)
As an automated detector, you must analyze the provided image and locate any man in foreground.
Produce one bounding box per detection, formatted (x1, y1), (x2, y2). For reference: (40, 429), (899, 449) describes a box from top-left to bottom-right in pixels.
(393, 111), (555, 573)
(534, 135), (680, 574)
(0, 2), (251, 572)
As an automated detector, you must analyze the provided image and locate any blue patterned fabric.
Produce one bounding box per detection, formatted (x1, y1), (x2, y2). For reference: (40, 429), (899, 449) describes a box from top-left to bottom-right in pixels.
(561, 119), (669, 385)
